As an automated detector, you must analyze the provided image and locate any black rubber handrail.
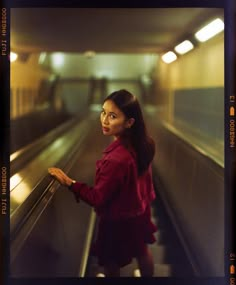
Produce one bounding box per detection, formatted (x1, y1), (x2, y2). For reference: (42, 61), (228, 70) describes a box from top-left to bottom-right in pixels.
(10, 116), (79, 176)
(10, 114), (100, 264)
(144, 111), (224, 170)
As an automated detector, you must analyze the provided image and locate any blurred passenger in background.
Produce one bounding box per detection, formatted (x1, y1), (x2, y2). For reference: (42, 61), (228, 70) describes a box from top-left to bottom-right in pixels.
(48, 89), (157, 277)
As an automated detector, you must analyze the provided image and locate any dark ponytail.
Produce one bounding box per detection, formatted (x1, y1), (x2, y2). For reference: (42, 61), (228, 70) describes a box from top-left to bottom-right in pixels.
(104, 89), (155, 176)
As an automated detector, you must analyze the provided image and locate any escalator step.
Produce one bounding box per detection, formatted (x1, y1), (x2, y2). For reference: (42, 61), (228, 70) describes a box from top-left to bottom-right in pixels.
(149, 244), (168, 264)
(121, 262), (172, 277)
(154, 263), (172, 277)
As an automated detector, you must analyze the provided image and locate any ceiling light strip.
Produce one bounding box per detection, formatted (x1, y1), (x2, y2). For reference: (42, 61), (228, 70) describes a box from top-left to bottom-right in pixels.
(10, 52), (18, 62)
(195, 18), (224, 42)
(162, 51), (177, 64)
(174, 40), (194, 55)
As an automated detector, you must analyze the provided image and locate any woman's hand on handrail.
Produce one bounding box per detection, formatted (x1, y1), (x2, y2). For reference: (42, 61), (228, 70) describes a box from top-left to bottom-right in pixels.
(48, 167), (74, 187)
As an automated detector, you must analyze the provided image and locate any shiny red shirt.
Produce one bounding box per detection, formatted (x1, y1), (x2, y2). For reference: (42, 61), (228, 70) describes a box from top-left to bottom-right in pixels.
(71, 138), (156, 220)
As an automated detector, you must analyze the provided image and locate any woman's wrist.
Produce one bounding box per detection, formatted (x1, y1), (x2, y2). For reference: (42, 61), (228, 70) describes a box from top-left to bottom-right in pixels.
(68, 179), (76, 190)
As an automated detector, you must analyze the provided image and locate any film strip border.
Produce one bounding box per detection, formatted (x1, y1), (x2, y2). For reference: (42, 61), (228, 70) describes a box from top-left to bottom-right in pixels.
(227, 0), (236, 284)
(0, 5), (10, 285)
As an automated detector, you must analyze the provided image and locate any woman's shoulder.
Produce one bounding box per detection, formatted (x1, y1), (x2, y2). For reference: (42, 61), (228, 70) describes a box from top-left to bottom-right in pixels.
(111, 144), (133, 160)
(97, 150), (133, 175)
(106, 143), (135, 166)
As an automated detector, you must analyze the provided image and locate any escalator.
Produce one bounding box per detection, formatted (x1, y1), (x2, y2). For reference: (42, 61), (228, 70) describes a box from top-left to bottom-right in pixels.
(10, 111), (107, 277)
(10, 110), (195, 278)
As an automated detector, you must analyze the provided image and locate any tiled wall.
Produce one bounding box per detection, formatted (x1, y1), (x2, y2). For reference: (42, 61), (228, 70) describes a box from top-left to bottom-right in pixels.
(174, 87), (224, 141)
(10, 53), (52, 119)
(10, 88), (38, 119)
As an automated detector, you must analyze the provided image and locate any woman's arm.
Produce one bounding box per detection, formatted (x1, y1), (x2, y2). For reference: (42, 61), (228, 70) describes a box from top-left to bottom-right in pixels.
(48, 159), (124, 208)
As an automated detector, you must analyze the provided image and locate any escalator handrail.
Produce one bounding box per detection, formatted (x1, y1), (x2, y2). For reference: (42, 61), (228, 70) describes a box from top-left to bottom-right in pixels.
(161, 121), (224, 169)
(10, 116), (79, 176)
(10, 113), (99, 276)
(10, 117), (93, 237)
(145, 111), (224, 170)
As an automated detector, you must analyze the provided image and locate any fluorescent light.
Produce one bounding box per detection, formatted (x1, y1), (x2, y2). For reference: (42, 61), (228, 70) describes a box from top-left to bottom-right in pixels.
(84, 50), (96, 58)
(174, 40), (194, 55)
(195, 18), (224, 42)
(51, 53), (64, 67)
(10, 52), (18, 62)
(39, 52), (47, 64)
(162, 51), (177, 64)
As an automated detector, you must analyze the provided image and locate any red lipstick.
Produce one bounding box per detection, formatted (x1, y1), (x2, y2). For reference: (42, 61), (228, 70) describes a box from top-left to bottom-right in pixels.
(102, 127), (110, 132)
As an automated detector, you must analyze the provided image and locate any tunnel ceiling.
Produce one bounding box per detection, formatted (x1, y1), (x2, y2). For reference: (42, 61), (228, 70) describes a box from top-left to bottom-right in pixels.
(10, 8), (224, 79)
(11, 8), (223, 54)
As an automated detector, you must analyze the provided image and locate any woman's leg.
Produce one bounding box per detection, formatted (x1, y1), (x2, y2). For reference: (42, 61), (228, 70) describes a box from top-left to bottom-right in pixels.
(104, 263), (120, 277)
(136, 245), (154, 277)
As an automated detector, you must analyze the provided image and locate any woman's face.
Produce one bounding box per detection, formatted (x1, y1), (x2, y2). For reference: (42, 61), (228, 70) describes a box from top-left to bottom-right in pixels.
(100, 100), (131, 138)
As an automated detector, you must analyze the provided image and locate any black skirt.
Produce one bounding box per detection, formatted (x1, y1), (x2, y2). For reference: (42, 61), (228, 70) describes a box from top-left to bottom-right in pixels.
(91, 205), (158, 267)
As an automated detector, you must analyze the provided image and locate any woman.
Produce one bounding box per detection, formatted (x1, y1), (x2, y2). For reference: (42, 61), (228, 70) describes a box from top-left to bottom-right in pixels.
(48, 89), (157, 277)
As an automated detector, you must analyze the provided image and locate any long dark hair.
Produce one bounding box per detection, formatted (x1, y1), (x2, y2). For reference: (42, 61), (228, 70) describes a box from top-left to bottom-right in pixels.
(104, 89), (155, 176)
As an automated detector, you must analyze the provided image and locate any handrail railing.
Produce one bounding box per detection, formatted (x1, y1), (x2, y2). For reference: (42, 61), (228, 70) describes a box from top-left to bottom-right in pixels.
(161, 121), (224, 169)
(145, 111), (224, 169)
(10, 116), (79, 176)
(78, 210), (96, 277)
(10, 114), (98, 265)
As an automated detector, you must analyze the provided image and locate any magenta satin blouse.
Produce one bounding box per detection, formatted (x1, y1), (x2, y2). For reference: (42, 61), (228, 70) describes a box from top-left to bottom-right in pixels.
(70, 138), (156, 220)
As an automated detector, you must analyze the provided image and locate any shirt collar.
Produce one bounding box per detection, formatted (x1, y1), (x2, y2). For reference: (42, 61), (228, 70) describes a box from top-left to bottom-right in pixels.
(103, 138), (122, 153)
